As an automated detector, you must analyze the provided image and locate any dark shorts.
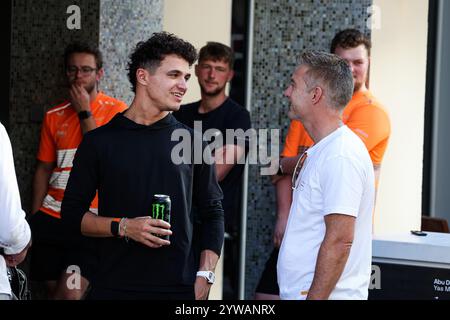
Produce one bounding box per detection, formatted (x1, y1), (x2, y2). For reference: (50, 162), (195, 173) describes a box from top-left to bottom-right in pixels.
(28, 211), (98, 282)
(255, 248), (279, 295)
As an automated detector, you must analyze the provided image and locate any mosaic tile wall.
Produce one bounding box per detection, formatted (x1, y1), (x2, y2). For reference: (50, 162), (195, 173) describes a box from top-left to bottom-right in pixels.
(99, 0), (163, 105)
(10, 0), (100, 213)
(245, 0), (373, 298)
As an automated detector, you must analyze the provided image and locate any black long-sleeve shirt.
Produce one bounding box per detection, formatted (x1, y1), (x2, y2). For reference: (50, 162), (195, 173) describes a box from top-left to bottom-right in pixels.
(61, 113), (224, 292)
(174, 98), (251, 234)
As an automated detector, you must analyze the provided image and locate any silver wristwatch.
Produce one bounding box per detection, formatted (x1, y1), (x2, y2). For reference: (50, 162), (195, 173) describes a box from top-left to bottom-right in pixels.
(196, 271), (215, 284)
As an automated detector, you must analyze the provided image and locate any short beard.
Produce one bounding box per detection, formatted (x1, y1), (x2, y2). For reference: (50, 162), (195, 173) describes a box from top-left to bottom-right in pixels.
(200, 84), (225, 97)
(84, 83), (96, 94)
(68, 79), (97, 94)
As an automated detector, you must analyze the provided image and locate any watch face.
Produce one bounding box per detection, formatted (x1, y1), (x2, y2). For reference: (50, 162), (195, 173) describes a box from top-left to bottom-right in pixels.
(197, 271), (215, 284)
(78, 111), (92, 120)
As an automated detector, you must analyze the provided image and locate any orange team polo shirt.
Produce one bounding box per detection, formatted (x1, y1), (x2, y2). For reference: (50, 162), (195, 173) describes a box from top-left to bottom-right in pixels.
(282, 90), (391, 167)
(37, 92), (128, 219)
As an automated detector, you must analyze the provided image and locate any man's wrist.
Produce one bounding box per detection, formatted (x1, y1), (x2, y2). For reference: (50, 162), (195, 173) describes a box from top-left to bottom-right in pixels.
(276, 158), (285, 176)
(78, 110), (92, 120)
(111, 218), (121, 237)
(196, 270), (215, 284)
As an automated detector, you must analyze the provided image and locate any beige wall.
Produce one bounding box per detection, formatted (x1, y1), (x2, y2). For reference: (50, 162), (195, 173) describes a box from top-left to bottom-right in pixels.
(163, 0), (233, 104)
(371, 0), (428, 234)
(163, 0), (233, 299)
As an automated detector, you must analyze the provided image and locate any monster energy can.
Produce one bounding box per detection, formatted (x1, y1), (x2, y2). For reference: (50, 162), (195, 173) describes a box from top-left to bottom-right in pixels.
(151, 194), (171, 240)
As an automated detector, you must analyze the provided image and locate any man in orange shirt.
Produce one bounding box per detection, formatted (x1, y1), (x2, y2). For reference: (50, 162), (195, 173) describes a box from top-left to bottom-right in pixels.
(29, 42), (127, 299)
(255, 29), (390, 299)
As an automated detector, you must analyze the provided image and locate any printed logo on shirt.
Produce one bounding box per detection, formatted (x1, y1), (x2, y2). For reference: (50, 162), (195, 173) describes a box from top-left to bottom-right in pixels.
(354, 128), (369, 139)
(152, 203), (166, 221)
(56, 130), (66, 137)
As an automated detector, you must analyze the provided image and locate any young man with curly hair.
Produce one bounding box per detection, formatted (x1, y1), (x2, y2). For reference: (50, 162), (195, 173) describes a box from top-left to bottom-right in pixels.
(61, 32), (224, 300)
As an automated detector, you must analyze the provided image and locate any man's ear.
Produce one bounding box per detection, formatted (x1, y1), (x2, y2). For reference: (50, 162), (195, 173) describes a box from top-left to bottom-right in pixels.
(136, 68), (148, 86)
(195, 64), (200, 77)
(227, 70), (235, 82)
(96, 68), (105, 81)
(311, 86), (323, 104)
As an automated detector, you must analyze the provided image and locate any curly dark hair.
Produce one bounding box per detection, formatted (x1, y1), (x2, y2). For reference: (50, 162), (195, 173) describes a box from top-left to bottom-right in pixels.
(64, 42), (103, 70)
(330, 29), (371, 56)
(127, 32), (198, 93)
(199, 42), (234, 69)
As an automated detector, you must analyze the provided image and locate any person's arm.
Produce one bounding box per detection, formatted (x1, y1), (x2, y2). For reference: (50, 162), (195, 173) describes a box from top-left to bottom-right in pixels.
(271, 144), (310, 245)
(307, 214), (355, 300)
(193, 142), (225, 300)
(61, 135), (171, 248)
(214, 144), (245, 182)
(271, 120), (310, 242)
(307, 155), (370, 300)
(31, 160), (55, 214)
(272, 175), (292, 247)
(32, 112), (58, 214)
(278, 155), (302, 175)
(69, 84), (97, 134)
(277, 144), (310, 177)
(195, 249), (219, 300)
(79, 212), (171, 248)
(193, 162), (224, 257)
(0, 124), (31, 266)
(213, 108), (251, 182)
(3, 241), (32, 267)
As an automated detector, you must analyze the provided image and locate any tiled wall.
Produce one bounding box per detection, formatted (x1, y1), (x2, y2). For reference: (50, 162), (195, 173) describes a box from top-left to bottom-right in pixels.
(245, 0), (373, 298)
(99, 0), (163, 105)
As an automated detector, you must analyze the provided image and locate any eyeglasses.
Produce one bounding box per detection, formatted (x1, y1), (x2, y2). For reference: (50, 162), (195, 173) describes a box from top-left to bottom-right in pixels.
(292, 151), (308, 190)
(66, 66), (97, 76)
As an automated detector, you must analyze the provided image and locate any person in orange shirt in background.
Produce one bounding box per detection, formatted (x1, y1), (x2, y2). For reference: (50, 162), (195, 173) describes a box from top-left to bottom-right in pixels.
(28, 42), (127, 300)
(255, 29), (390, 299)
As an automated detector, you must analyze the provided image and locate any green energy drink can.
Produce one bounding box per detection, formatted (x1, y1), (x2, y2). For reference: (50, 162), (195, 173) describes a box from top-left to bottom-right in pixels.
(151, 194), (171, 240)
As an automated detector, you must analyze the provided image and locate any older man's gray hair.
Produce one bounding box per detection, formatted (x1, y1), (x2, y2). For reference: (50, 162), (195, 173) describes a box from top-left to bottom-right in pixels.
(298, 50), (354, 111)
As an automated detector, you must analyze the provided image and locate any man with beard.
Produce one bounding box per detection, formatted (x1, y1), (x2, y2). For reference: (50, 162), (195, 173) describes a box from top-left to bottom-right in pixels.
(255, 29), (390, 299)
(174, 42), (251, 299)
(29, 42), (127, 299)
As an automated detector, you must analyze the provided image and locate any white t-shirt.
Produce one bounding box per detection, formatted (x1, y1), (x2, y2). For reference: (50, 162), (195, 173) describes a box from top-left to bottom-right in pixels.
(0, 123), (31, 297)
(277, 125), (375, 300)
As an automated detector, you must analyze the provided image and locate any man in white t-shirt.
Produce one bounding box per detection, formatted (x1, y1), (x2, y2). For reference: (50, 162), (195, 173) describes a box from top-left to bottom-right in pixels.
(277, 51), (375, 300)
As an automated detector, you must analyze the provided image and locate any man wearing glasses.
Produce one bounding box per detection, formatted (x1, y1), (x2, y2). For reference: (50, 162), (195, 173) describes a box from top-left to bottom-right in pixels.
(29, 42), (127, 299)
(277, 51), (375, 299)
